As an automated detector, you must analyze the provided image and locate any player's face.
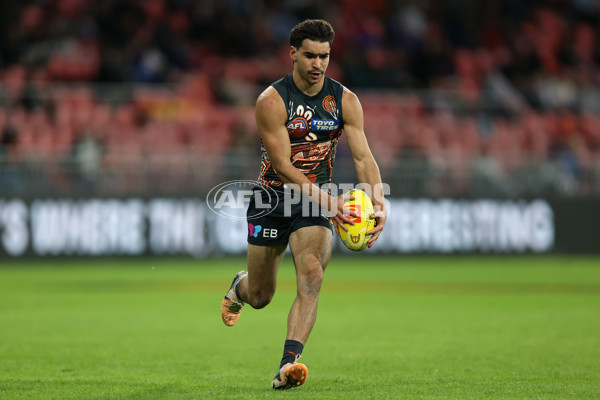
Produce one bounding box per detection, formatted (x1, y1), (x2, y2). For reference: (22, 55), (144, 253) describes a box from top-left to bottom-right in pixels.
(291, 39), (331, 86)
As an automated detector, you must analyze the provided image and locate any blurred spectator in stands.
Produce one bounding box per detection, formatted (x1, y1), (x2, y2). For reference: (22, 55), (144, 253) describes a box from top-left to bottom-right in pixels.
(19, 67), (49, 111)
(0, 124), (18, 159)
(72, 128), (104, 190)
(477, 48), (527, 116)
(515, 113), (555, 195)
(45, 19), (101, 82)
(536, 71), (579, 111)
(0, 124), (25, 193)
(468, 139), (511, 197)
(393, 123), (433, 196)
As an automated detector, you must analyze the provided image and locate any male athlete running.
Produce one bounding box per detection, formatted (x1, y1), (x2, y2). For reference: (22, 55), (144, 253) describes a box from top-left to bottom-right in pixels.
(221, 19), (386, 389)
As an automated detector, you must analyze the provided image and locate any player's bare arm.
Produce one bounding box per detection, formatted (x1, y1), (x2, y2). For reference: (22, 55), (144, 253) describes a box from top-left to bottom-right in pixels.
(255, 87), (356, 229)
(341, 87), (387, 247)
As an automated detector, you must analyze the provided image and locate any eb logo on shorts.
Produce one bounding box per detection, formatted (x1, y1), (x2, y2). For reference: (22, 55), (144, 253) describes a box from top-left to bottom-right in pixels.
(248, 223), (278, 238)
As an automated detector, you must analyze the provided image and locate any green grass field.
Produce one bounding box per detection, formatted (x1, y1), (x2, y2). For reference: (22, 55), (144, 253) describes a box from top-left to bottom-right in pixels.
(1, 255), (599, 399)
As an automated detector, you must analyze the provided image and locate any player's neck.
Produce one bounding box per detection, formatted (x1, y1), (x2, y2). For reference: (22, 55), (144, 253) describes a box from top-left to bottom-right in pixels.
(292, 69), (324, 96)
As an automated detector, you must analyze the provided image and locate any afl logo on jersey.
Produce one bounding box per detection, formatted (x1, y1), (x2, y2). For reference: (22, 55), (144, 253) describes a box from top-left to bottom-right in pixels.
(287, 116), (309, 138)
(322, 95), (336, 113)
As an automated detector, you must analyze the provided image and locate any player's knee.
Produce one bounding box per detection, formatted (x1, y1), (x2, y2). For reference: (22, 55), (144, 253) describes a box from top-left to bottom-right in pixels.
(247, 291), (273, 309)
(298, 258), (324, 297)
(304, 266), (323, 286)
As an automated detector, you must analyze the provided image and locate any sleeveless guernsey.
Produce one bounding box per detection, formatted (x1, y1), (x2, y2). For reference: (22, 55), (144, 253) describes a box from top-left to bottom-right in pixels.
(257, 74), (344, 190)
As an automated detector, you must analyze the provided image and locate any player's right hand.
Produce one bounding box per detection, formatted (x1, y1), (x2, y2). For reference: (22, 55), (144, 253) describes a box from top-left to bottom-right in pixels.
(331, 193), (357, 235)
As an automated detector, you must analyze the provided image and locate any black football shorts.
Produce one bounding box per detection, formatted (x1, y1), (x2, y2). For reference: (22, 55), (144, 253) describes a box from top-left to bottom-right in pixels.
(246, 186), (333, 246)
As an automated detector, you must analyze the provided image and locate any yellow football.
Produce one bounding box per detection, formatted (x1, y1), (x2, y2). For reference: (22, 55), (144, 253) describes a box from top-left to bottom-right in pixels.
(339, 189), (375, 251)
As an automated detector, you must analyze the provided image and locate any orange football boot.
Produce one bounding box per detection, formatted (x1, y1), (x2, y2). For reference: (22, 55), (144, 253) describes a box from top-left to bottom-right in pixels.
(220, 271), (247, 326)
(271, 361), (308, 389)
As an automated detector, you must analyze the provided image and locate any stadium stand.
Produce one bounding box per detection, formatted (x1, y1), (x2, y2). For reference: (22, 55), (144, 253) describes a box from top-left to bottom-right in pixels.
(1, 0), (599, 197)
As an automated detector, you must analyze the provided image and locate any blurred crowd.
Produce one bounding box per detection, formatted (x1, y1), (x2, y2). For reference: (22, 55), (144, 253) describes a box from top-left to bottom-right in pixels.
(1, 0), (600, 197)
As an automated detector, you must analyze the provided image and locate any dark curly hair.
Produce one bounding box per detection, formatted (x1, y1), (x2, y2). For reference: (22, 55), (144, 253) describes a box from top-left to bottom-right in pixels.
(290, 19), (335, 49)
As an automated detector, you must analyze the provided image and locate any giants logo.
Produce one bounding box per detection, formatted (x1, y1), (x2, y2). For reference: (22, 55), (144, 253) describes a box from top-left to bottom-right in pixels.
(322, 95), (336, 113)
(350, 234), (362, 244)
(287, 117), (309, 139)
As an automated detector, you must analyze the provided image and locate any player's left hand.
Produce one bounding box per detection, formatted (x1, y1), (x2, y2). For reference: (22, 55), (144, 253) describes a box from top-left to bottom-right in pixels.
(366, 207), (387, 248)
